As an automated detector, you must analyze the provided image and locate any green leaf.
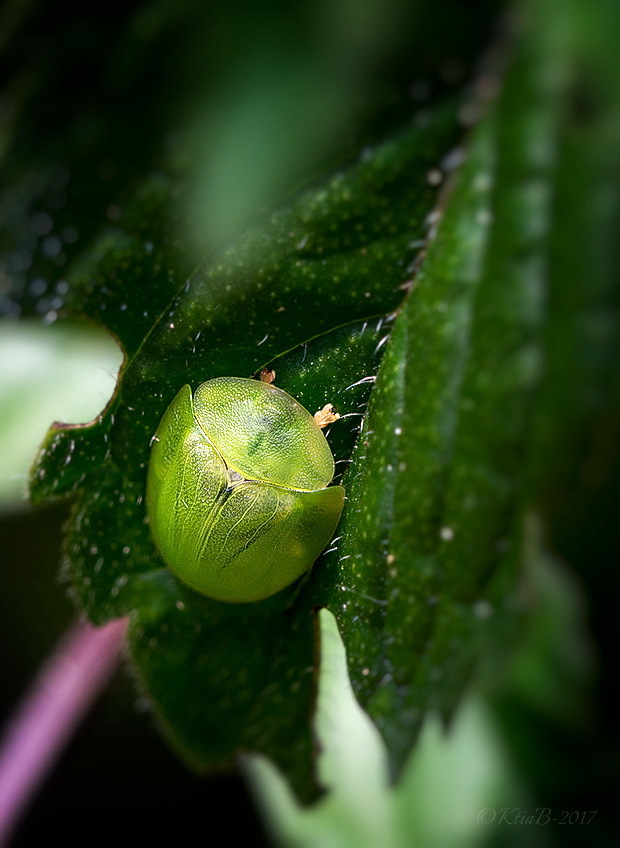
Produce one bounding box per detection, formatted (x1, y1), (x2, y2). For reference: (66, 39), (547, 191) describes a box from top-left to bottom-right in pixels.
(246, 609), (526, 848)
(299, 11), (561, 776)
(28, 102), (460, 793)
(296, 0), (620, 784)
(0, 319), (120, 510)
(23, 0), (620, 802)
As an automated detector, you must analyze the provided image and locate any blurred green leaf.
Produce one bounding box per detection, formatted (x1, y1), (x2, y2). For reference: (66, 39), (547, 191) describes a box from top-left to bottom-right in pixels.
(0, 0), (496, 320)
(0, 319), (121, 510)
(246, 609), (527, 848)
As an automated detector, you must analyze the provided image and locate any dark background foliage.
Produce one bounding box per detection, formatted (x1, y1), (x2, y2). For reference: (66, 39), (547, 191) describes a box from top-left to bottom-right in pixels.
(1, 0), (619, 845)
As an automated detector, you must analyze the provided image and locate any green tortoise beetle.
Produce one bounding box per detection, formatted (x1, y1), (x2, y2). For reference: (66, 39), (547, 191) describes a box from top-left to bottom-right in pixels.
(146, 375), (344, 603)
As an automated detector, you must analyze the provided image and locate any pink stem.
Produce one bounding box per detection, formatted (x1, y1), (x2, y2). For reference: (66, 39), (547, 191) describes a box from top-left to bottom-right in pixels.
(0, 617), (128, 844)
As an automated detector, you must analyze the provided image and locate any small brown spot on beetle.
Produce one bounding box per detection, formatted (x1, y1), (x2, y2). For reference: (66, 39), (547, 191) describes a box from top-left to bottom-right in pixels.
(259, 368), (276, 384)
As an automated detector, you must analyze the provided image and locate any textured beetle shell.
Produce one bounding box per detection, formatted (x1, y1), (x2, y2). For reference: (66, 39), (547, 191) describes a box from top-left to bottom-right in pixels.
(146, 377), (345, 602)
